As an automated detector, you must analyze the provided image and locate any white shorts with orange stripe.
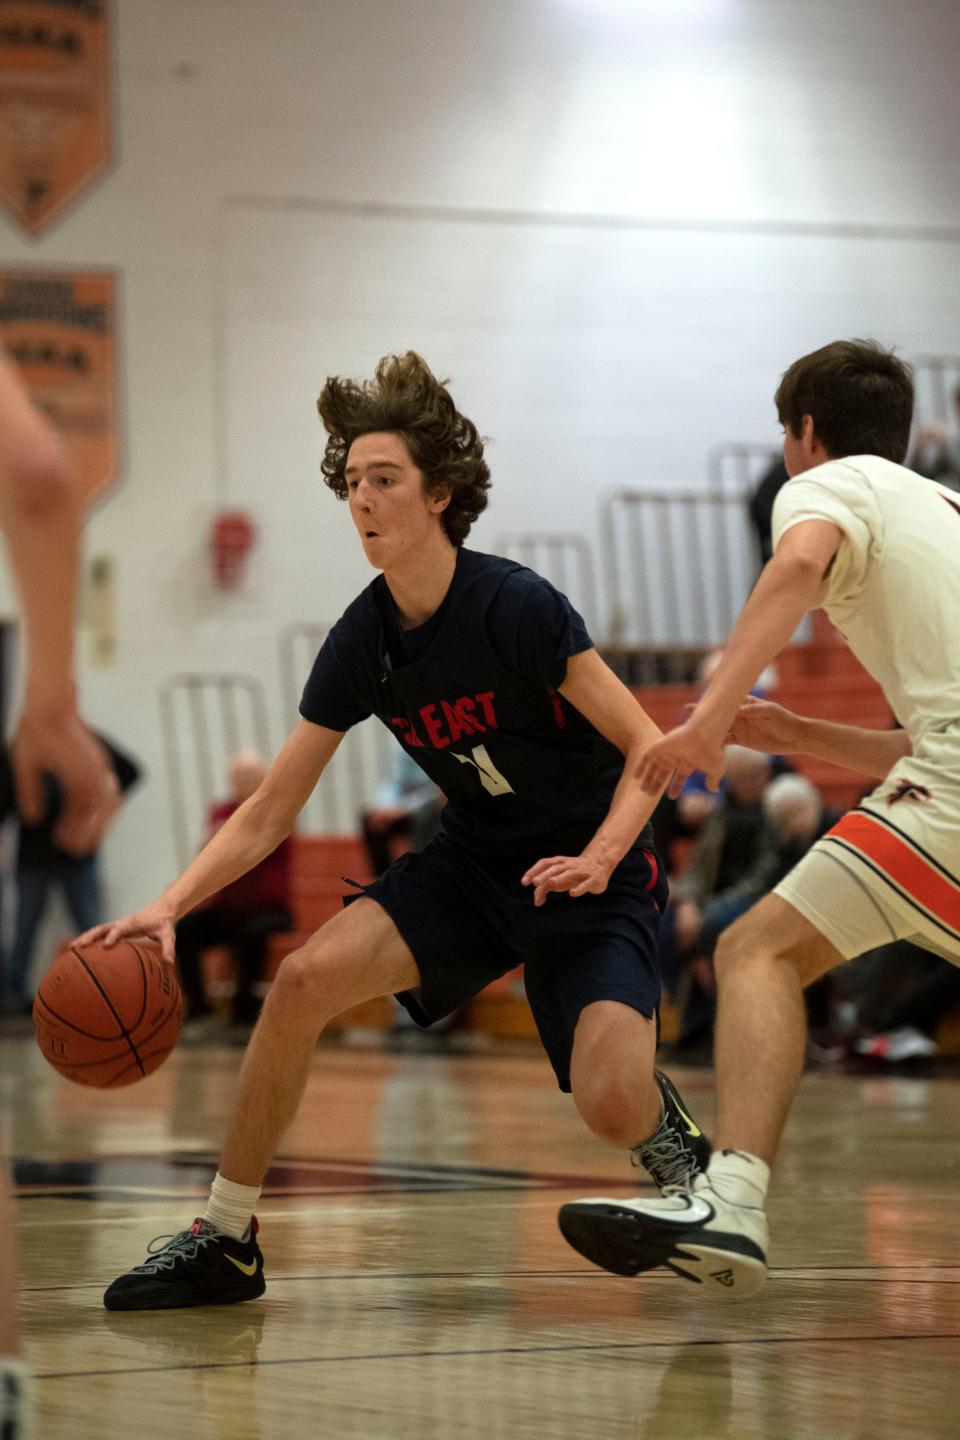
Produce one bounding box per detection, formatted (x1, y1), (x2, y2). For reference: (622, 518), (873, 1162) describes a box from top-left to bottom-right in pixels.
(774, 748), (960, 964)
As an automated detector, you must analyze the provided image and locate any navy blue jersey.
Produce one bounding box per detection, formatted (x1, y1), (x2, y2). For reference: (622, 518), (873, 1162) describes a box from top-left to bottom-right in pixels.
(300, 548), (652, 861)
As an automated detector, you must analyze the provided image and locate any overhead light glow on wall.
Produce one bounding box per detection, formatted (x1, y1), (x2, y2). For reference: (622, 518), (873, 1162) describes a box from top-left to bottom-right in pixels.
(555, 0), (733, 19)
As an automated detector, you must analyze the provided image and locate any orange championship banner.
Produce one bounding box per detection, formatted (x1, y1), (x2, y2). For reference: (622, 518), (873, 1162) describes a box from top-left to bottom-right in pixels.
(0, 0), (111, 235)
(0, 269), (119, 502)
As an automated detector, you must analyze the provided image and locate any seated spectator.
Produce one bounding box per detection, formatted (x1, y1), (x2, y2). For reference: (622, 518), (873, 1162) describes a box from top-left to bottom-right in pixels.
(361, 747), (442, 877)
(908, 384), (960, 492)
(659, 745), (773, 1013)
(0, 733), (139, 1013)
(175, 752), (292, 1030)
(664, 769), (837, 1057)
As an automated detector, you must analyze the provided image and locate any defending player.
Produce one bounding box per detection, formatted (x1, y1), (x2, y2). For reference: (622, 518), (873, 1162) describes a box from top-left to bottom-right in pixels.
(559, 339), (960, 1297)
(84, 352), (711, 1310)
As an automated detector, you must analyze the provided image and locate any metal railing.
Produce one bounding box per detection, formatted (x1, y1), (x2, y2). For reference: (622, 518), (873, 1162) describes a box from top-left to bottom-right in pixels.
(599, 443), (777, 659)
(159, 673), (271, 870)
(279, 621), (389, 835)
(493, 532), (600, 637)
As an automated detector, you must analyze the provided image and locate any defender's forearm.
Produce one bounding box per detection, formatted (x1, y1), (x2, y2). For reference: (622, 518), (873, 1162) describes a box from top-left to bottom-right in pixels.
(695, 557), (825, 738)
(789, 716), (911, 779)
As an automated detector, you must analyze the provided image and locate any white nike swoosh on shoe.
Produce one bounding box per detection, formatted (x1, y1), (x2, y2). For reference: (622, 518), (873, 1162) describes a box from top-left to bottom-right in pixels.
(614, 1194), (717, 1225)
(573, 1194), (716, 1225)
(651, 1194), (715, 1225)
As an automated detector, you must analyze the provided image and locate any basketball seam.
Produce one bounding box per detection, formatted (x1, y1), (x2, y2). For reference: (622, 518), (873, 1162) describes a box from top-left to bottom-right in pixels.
(124, 940), (152, 1030)
(37, 1002), (182, 1071)
(33, 990), (130, 1042)
(96, 1044), (178, 1087)
(69, 946), (145, 1079)
(128, 939), (181, 1024)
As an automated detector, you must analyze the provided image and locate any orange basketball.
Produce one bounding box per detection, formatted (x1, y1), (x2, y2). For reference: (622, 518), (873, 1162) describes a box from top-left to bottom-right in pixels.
(33, 937), (183, 1088)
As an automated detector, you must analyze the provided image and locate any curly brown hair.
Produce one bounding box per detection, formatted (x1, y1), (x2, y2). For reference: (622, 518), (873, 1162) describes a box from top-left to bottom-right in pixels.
(775, 339), (914, 463)
(318, 353), (491, 546)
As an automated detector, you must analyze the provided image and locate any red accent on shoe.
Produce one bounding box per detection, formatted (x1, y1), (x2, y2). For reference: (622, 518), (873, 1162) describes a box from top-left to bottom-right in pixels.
(250, 1215), (260, 1236)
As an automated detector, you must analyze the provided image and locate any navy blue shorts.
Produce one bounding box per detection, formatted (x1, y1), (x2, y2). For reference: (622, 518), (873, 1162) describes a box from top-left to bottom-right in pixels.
(354, 832), (668, 1092)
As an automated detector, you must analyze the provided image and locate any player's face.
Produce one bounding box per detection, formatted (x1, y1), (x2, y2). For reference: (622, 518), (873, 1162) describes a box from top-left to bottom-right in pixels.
(345, 432), (448, 570)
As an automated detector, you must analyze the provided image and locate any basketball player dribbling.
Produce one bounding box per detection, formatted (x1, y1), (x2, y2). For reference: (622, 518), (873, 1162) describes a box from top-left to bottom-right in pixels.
(83, 352), (711, 1310)
(559, 340), (960, 1297)
(0, 353), (118, 1440)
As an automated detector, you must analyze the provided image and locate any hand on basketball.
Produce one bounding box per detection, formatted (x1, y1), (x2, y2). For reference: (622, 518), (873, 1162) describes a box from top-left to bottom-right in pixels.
(521, 853), (611, 907)
(76, 899), (177, 968)
(635, 720), (726, 799)
(12, 704), (120, 854)
(728, 696), (800, 753)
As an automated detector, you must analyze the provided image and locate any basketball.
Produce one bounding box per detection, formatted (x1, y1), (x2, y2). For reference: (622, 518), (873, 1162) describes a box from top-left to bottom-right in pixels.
(33, 937), (183, 1089)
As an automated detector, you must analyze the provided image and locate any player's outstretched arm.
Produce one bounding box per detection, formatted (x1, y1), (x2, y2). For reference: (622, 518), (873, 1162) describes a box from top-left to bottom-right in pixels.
(635, 518), (843, 796)
(0, 354), (118, 852)
(77, 720), (345, 961)
(522, 649), (664, 906)
(730, 696), (911, 779)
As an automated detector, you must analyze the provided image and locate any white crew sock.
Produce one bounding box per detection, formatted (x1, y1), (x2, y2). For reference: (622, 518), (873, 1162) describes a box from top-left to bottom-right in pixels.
(0, 1356), (34, 1440)
(706, 1149), (771, 1209)
(204, 1172), (262, 1241)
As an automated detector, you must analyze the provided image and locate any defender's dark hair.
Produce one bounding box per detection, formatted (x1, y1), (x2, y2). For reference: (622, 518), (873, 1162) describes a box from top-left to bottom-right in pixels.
(318, 352), (491, 545)
(775, 339), (914, 463)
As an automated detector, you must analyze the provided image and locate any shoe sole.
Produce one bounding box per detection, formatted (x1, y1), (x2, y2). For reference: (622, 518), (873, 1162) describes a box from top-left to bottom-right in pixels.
(558, 1202), (767, 1298)
(104, 1274), (266, 1311)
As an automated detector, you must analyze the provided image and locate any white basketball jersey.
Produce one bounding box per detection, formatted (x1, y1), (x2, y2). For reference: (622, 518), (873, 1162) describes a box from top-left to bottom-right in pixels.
(772, 455), (960, 753)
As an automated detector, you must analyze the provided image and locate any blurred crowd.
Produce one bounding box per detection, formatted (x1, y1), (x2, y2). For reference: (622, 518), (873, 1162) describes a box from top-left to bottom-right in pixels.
(652, 651), (960, 1067)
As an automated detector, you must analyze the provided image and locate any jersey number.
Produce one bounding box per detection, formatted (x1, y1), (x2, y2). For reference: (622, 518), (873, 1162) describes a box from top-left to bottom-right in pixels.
(451, 744), (515, 797)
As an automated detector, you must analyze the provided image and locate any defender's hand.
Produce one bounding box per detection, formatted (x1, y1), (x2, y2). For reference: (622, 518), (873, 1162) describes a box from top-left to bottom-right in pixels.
(728, 696), (800, 753)
(635, 721), (726, 799)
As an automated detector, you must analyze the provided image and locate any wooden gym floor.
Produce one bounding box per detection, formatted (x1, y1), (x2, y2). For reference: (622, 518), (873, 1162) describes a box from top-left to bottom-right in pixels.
(6, 1028), (960, 1440)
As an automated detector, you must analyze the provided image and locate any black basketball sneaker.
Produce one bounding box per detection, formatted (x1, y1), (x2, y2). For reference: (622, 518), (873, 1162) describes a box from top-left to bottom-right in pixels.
(103, 1217), (265, 1310)
(632, 1071), (712, 1193)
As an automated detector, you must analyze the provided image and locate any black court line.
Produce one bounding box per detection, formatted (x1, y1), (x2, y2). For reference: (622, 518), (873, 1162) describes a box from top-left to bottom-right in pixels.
(13, 1152), (588, 1181)
(35, 1331), (960, 1383)
(22, 1264), (960, 1295)
(13, 1153), (634, 1203)
(17, 1180), (635, 1203)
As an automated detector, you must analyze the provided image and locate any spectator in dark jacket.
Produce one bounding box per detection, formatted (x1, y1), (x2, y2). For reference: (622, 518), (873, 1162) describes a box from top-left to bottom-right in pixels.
(748, 453), (790, 566)
(0, 733), (140, 1012)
